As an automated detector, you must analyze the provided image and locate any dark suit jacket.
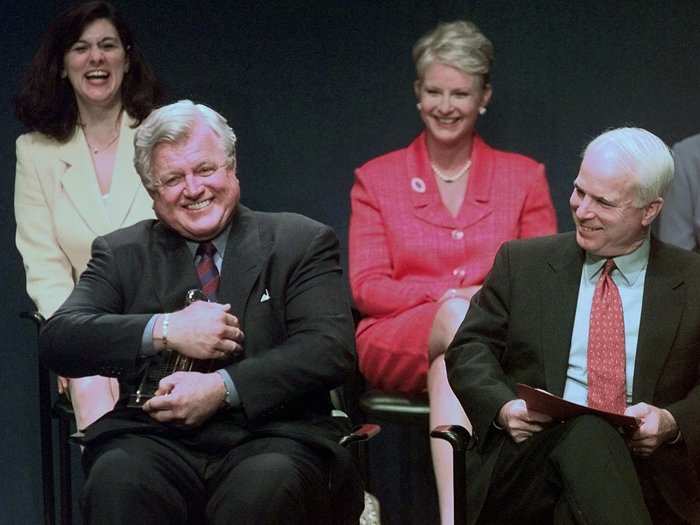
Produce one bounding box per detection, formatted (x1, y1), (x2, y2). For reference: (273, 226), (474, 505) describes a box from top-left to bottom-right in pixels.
(39, 205), (362, 521)
(446, 232), (700, 524)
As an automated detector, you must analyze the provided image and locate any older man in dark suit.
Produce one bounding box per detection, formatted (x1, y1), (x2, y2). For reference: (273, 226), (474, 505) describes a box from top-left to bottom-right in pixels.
(446, 127), (700, 524)
(40, 100), (362, 525)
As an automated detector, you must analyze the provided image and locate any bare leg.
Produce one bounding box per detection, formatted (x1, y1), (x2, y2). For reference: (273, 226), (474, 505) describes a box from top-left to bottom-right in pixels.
(428, 298), (471, 525)
(69, 376), (119, 431)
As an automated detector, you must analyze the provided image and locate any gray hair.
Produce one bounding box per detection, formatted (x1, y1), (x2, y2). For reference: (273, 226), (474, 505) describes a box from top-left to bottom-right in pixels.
(412, 20), (494, 88)
(583, 128), (674, 207)
(134, 100), (237, 190)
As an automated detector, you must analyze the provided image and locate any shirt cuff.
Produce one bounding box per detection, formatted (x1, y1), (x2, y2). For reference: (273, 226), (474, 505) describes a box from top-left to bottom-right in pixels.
(140, 315), (160, 357)
(216, 369), (241, 408)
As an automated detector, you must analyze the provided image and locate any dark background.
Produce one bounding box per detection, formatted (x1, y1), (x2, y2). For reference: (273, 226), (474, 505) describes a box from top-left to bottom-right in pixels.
(2, 1), (699, 523)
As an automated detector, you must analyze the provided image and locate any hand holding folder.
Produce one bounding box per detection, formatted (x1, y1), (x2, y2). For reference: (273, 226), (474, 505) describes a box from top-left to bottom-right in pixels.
(516, 383), (640, 432)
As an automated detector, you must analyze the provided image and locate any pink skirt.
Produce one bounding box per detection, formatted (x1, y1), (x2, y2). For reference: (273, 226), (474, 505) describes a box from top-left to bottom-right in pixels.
(356, 301), (441, 394)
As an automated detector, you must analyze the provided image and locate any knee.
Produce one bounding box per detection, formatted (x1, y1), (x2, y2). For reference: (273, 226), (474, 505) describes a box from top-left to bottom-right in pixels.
(228, 452), (324, 514)
(554, 415), (630, 465)
(430, 299), (469, 358)
(566, 415), (625, 444)
(83, 446), (159, 501)
(69, 376), (115, 400)
(243, 453), (309, 497)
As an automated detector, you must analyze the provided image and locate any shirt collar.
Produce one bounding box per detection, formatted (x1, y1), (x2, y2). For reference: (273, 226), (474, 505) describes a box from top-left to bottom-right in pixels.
(583, 236), (650, 287)
(185, 223), (232, 260)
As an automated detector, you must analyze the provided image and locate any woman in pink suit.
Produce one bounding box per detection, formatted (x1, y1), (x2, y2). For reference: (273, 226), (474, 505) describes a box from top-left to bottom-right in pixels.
(349, 20), (557, 524)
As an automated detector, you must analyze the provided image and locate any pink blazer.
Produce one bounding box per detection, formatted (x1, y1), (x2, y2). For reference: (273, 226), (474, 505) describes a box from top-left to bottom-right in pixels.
(350, 132), (557, 328)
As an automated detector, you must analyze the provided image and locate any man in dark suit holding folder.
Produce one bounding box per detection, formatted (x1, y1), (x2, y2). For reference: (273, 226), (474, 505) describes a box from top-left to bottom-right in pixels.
(447, 127), (700, 524)
(40, 100), (362, 524)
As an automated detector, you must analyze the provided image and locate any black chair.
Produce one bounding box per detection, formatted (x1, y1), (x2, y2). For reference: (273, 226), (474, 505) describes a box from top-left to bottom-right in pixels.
(357, 389), (431, 523)
(23, 311), (380, 525)
(21, 311), (74, 525)
(360, 390), (474, 524)
(430, 424), (471, 524)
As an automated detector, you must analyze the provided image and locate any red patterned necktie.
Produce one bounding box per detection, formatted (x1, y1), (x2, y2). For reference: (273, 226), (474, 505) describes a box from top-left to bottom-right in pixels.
(587, 259), (627, 414)
(196, 242), (220, 301)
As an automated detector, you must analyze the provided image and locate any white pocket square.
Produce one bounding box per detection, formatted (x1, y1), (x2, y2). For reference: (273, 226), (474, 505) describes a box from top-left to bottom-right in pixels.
(260, 289), (271, 302)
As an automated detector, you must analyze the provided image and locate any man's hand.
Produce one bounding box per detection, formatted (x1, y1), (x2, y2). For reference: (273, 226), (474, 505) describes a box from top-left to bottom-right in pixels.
(142, 371), (226, 427)
(497, 399), (553, 443)
(157, 301), (244, 360)
(625, 402), (679, 457)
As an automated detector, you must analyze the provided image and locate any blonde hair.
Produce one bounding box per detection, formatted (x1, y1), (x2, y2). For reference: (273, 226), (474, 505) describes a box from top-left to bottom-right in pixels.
(413, 20), (494, 88)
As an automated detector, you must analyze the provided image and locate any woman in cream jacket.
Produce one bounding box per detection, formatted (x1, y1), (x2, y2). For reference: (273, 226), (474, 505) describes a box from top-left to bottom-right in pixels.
(14, 1), (162, 430)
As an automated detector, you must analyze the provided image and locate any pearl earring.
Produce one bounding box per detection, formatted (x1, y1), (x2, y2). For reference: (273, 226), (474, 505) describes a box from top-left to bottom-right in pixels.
(416, 102), (422, 111)
(479, 107), (487, 115)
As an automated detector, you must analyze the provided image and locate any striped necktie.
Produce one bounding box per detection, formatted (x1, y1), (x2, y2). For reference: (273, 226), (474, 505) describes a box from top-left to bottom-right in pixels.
(196, 242), (220, 301)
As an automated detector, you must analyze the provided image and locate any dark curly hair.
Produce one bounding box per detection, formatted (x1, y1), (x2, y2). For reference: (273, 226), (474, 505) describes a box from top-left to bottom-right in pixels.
(15, 1), (163, 142)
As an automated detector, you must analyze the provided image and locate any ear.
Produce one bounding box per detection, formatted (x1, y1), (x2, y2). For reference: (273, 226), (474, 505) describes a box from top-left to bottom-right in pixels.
(413, 79), (421, 99)
(480, 82), (493, 108)
(641, 197), (663, 227)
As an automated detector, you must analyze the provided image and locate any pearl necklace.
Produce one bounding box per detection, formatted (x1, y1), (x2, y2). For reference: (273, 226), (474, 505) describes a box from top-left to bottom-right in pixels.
(430, 159), (472, 183)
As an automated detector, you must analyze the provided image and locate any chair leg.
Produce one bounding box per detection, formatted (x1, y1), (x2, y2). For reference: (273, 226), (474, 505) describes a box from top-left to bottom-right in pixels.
(57, 415), (72, 525)
(38, 365), (56, 525)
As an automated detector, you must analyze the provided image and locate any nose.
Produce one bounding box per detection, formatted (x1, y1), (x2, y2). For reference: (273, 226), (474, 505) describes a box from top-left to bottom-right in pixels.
(438, 94), (452, 113)
(183, 173), (204, 197)
(573, 194), (594, 219)
(88, 45), (104, 63)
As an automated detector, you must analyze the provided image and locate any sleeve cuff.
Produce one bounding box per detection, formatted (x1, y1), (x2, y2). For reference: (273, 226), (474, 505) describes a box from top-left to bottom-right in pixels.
(216, 369), (241, 408)
(140, 315), (160, 357)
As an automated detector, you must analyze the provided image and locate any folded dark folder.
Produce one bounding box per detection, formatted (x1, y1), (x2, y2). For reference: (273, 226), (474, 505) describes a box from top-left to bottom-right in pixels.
(516, 383), (640, 431)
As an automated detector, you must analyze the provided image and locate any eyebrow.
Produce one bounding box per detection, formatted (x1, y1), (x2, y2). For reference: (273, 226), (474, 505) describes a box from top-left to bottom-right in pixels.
(73, 36), (119, 45)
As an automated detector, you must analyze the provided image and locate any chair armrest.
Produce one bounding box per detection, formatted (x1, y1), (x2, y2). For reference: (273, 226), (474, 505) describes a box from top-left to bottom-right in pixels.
(431, 424), (471, 524)
(339, 423), (381, 448)
(430, 424), (471, 451)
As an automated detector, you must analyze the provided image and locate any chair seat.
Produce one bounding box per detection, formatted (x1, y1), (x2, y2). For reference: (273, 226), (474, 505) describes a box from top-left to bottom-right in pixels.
(359, 390), (429, 424)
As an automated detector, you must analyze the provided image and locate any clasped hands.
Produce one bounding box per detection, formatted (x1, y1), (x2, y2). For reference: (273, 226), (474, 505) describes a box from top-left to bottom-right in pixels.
(497, 398), (679, 456)
(143, 301), (245, 427)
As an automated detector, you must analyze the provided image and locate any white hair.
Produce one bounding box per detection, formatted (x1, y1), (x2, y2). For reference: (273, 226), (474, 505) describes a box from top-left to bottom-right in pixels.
(134, 100), (237, 190)
(583, 127), (674, 206)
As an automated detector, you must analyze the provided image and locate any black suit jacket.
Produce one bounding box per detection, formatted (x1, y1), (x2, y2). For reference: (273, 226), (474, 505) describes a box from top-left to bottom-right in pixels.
(40, 205), (362, 520)
(446, 232), (700, 524)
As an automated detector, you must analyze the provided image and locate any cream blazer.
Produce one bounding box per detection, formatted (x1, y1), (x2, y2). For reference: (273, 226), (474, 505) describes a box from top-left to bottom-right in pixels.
(15, 115), (155, 318)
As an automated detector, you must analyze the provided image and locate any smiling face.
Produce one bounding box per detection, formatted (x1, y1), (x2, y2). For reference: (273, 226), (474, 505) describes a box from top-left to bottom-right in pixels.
(150, 122), (240, 241)
(415, 62), (491, 149)
(63, 18), (129, 112)
(570, 146), (661, 257)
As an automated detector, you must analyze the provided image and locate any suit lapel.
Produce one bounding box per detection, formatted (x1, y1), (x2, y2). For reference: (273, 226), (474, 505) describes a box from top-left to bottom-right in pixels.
(151, 223), (201, 311)
(106, 116), (144, 228)
(218, 206), (265, 322)
(406, 133), (493, 229)
(455, 135), (494, 230)
(633, 239), (684, 403)
(542, 233), (585, 395)
(58, 130), (111, 235)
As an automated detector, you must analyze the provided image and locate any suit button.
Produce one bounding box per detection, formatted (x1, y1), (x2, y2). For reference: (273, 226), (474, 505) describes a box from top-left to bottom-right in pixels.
(451, 229), (464, 240)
